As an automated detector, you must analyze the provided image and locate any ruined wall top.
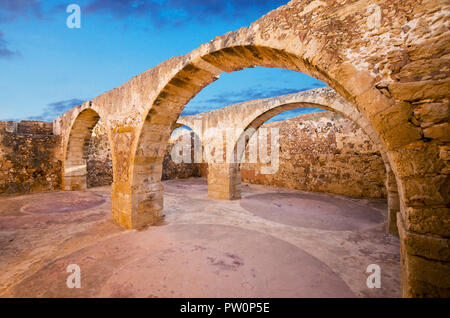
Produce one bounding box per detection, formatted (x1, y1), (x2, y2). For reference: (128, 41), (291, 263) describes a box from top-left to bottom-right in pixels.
(0, 121), (53, 136)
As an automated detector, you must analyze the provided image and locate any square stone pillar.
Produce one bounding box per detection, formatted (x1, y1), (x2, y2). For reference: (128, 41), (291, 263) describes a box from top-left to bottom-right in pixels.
(112, 180), (164, 229)
(208, 163), (241, 200)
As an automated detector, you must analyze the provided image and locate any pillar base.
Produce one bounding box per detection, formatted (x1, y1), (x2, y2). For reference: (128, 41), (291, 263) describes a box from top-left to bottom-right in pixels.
(397, 213), (450, 297)
(111, 181), (164, 229)
(207, 163), (241, 200)
(62, 175), (87, 191)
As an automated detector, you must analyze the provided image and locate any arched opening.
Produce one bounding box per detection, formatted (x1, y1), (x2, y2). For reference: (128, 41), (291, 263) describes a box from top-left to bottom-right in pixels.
(49, 1), (446, 298)
(234, 98), (400, 237)
(63, 108), (112, 191)
(159, 84), (401, 236)
(162, 124), (205, 180)
(233, 103), (392, 223)
(127, 45), (399, 231)
(155, 90), (402, 297)
(118, 44), (407, 296)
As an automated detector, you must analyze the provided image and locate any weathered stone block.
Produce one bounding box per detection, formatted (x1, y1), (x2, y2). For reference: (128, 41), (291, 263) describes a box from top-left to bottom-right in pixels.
(413, 102), (449, 128)
(389, 79), (450, 102)
(402, 175), (449, 206)
(423, 123), (450, 142)
(389, 142), (445, 178)
(403, 206), (450, 237)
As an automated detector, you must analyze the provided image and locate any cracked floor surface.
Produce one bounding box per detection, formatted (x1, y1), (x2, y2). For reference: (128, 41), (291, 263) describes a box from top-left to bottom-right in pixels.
(0, 178), (400, 298)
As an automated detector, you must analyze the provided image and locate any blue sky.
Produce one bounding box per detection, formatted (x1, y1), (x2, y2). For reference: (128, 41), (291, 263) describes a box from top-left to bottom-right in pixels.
(0, 0), (325, 122)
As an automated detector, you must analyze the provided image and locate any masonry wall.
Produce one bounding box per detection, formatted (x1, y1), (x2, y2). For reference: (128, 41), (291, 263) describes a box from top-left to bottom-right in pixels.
(240, 112), (387, 198)
(162, 139), (203, 180)
(85, 113), (387, 198)
(0, 121), (61, 194)
(0, 114), (387, 198)
(87, 122), (113, 188)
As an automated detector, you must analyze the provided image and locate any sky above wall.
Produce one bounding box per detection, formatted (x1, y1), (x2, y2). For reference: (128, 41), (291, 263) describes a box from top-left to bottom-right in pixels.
(0, 0), (326, 122)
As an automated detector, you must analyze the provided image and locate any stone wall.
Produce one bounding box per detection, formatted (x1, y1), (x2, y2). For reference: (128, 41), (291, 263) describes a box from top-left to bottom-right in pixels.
(87, 121), (113, 188)
(240, 112), (387, 198)
(85, 113), (386, 198)
(17, 121), (53, 135)
(0, 114), (386, 198)
(0, 121), (61, 194)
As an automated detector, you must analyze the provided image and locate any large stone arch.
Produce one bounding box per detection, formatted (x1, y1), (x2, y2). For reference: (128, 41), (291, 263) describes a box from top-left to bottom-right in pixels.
(238, 92), (402, 238)
(179, 87), (400, 235)
(128, 43), (363, 231)
(54, 0), (449, 297)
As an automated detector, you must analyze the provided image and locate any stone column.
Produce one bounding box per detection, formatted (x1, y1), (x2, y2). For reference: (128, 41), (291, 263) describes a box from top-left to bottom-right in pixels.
(111, 162), (164, 229)
(207, 163), (241, 200)
(393, 143), (450, 297)
(111, 123), (166, 230)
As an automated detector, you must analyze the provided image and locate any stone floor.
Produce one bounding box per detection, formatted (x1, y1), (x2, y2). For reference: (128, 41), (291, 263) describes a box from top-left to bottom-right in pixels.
(0, 178), (401, 298)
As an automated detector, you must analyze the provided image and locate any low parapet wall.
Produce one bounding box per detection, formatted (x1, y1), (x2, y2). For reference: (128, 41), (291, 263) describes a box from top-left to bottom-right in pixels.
(0, 121), (61, 194)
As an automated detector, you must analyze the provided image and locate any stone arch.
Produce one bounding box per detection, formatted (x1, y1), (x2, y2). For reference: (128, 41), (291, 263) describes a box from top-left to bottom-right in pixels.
(62, 108), (109, 191)
(128, 40), (408, 230)
(233, 90), (376, 164)
(129, 46), (355, 229)
(191, 88), (399, 235)
(240, 92), (402, 238)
